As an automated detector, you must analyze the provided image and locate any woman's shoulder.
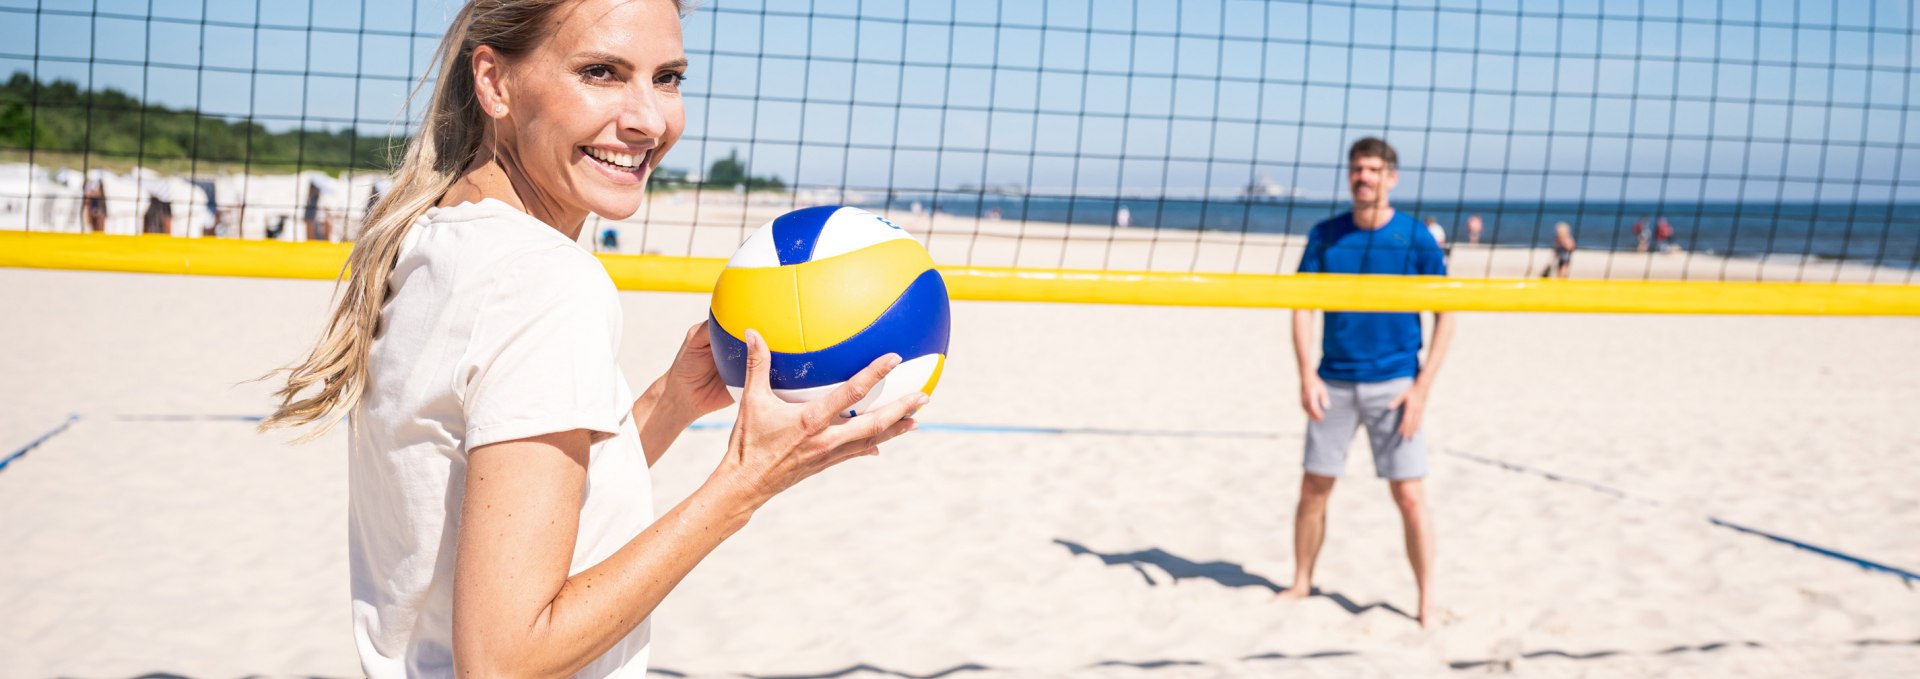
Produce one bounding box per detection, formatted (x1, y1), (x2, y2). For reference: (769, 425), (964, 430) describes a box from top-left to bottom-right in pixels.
(414, 200), (608, 278)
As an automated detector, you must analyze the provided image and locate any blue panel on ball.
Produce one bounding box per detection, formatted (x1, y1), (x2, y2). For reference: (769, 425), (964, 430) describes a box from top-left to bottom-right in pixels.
(711, 269), (951, 390)
(770, 205), (843, 265)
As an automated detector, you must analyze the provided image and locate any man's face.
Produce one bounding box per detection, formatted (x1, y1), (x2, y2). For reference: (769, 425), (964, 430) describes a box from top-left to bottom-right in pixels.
(1348, 155), (1398, 207)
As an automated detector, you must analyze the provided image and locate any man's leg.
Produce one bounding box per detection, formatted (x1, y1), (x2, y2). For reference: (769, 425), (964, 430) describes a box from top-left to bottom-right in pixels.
(1279, 380), (1359, 600)
(1390, 479), (1436, 628)
(1276, 472), (1338, 599)
(1361, 378), (1437, 627)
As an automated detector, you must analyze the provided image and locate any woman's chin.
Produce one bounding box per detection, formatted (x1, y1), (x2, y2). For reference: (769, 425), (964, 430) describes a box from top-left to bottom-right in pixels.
(586, 197), (645, 221)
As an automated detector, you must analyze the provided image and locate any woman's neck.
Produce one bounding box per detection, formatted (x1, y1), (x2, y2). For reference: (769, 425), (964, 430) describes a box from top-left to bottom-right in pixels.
(441, 146), (587, 240)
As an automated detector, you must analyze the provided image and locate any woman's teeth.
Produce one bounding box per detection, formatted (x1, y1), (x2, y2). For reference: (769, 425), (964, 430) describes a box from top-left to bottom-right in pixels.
(584, 147), (644, 171)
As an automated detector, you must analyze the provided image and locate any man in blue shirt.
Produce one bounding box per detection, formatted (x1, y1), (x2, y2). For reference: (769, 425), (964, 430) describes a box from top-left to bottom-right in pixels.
(1273, 138), (1455, 629)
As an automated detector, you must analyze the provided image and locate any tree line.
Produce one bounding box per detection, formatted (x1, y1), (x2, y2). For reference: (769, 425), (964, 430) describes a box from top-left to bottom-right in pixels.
(2, 72), (786, 191)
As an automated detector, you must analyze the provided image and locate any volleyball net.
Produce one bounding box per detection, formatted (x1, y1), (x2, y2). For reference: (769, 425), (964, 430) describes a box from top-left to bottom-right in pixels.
(2, 1), (1917, 314)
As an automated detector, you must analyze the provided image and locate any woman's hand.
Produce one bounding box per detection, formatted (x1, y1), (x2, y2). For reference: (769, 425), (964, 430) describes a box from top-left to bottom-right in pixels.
(709, 329), (924, 513)
(662, 320), (736, 419)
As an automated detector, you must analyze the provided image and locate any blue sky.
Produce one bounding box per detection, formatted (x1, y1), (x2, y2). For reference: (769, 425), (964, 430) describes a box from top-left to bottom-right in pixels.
(4, 0), (1915, 201)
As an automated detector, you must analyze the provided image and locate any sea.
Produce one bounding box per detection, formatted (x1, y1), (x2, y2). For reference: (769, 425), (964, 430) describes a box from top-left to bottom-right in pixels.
(853, 195), (1920, 271)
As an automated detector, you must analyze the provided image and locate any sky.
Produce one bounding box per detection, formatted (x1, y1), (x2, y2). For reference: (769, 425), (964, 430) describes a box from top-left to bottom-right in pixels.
(4, 0), (1916, 202)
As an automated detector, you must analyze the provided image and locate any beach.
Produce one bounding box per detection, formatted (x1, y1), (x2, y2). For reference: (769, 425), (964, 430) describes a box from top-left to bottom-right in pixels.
(2, 262), (1917, 677)
(7, 162), (1914, 285)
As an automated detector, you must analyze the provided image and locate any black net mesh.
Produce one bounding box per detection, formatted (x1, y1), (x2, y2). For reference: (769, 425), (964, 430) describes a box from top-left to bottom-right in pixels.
(2, 0), (1915, 284)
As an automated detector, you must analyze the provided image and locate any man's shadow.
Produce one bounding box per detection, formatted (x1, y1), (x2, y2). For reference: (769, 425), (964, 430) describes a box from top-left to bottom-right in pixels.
(1053, 539), (1417, 622)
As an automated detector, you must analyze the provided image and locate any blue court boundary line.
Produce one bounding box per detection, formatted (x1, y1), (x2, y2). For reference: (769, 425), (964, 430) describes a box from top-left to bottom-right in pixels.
(688, 419), (1283, 439)
(0, 413), (80, 473)
(103, 414), (1281, 439)
(1441, 448), (1920, 583)
(22, 413), (1913, 583)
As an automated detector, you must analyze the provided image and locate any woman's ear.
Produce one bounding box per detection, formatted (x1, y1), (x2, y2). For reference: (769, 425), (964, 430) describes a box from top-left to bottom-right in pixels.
(472, 45), (510, 118)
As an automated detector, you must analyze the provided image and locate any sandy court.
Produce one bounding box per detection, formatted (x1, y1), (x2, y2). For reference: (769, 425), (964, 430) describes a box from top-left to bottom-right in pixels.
(1, 266), (1917, 677)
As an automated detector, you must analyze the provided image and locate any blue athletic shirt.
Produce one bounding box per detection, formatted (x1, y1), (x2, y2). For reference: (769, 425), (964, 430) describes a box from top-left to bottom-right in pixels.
(1297, 211), (1447, 383)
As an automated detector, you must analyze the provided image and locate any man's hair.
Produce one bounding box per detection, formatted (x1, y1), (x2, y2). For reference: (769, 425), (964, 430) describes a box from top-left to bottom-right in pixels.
(1348, 137), (1398, 171)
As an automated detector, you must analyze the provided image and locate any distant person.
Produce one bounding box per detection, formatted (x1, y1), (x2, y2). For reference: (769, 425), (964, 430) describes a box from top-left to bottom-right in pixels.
(192, 179), (220, 236)
(1423, 215), (1447, 248)
(142, 181), (172, 235)
(82, 174), (107, 232)
(1542, 221), (1575, 279)
(1633, 216), (1650, 252)
(305, 180), (332, 242)
(1655, 217), (1676, 252)
(1276, 137), (1453, 629)
(986, 206), (1002, 221)
(600, 225), (620, 250)
(1115, 204), (1132, 228)
(1465, 214), (1482, 245)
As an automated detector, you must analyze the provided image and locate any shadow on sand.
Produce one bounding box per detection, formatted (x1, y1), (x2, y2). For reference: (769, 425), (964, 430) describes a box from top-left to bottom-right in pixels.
(1052, 538), (1417, 622)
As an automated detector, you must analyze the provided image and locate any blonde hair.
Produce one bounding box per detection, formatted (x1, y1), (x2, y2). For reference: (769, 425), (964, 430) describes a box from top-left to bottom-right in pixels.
(262, 0), (694, 438)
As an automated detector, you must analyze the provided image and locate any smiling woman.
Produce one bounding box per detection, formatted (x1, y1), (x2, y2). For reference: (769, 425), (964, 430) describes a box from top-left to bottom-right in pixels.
(255, 1), (926, 678)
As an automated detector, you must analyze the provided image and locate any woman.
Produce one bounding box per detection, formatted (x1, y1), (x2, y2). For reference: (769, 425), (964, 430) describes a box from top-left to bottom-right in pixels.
(260, 1), (925, 676)
(1543, 221), (1576, 279)
(82, 173), (107, 232)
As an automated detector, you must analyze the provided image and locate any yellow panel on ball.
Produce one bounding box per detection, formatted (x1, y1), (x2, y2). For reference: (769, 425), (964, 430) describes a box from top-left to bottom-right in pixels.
(709, 265), (805, 353)
(794, 238), (936, 350)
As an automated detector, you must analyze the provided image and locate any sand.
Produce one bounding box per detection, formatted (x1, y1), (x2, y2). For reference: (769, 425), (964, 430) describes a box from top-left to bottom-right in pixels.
(1, 261), (1916, 677)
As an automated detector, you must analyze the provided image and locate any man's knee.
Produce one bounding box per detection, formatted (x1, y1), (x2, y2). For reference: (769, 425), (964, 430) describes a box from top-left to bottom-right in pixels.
(1389, 479), (1425, 513)
(1300, 473), (1338, 506)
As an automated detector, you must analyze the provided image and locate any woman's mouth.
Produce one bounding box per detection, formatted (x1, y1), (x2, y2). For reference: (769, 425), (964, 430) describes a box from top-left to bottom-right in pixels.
(582, 146), (650, 176)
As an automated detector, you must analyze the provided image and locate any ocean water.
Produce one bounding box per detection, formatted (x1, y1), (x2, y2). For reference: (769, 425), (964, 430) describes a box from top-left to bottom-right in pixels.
(858, 195), (1920, 270)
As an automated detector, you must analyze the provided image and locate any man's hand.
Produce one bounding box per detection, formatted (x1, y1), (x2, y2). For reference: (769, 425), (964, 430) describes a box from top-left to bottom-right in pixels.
(1300, 373), (1331, 422)
(1386, 383), (1430, 440)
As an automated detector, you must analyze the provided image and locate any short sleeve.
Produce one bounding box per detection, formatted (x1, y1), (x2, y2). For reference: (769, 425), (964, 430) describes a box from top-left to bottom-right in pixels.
(460, 247), (629, 452)
(1297, 224), (1325, 274)
(1412, 224), (1448, 276)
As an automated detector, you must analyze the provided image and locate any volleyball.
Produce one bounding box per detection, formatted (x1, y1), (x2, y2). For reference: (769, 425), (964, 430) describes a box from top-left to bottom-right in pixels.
(708, 206), (950, 416)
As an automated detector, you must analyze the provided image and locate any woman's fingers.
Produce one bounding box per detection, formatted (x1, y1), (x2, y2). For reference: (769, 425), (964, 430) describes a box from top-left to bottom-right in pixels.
(740, 329), (773, 402)
(683, 320), (710, 348)
(829, 416), (919, 462)
(827, 391), (926, 448)
(809, 352), (902, 420)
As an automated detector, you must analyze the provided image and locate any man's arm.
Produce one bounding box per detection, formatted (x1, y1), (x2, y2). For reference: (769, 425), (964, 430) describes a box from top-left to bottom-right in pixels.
(1292, 308), (1328, 422)
(1389, 312), (1456, 439)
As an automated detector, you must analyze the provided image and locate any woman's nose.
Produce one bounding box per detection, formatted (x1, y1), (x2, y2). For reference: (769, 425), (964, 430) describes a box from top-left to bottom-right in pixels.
(622, 90), (668, 138)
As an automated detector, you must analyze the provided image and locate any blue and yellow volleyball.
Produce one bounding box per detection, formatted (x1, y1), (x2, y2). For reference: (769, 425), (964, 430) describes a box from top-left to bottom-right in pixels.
(708, 206), (950, 415)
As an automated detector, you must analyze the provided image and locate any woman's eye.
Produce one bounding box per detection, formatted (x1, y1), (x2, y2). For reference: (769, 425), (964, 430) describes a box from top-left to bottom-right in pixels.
(581, 65), (615, 81)
(657, 72), (686, 89)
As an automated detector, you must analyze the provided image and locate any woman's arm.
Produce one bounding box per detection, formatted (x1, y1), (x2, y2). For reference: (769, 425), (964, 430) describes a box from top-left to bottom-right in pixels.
(453, 428), (743, 677)
(453, 330), (923, 678)
(634, 321), (735, 467)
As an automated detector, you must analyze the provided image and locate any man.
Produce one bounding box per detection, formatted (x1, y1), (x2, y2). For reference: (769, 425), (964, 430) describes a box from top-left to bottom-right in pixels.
(1273, 137), (1454, 629)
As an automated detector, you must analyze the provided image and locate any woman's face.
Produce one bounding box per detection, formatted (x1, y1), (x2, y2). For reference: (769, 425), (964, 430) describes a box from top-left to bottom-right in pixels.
(494, 0), (686, 221)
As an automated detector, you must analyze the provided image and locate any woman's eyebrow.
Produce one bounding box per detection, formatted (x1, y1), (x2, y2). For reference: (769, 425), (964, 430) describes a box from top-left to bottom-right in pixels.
(575, 51), (635, 68)
(575, 53), (686, 72)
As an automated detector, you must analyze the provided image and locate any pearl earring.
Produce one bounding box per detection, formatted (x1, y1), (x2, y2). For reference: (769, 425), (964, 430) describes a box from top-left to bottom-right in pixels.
(493, 104), (505, 115)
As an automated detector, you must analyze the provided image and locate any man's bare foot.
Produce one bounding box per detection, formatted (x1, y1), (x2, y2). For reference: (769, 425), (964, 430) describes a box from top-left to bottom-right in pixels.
(1271, 585), (1312, 602)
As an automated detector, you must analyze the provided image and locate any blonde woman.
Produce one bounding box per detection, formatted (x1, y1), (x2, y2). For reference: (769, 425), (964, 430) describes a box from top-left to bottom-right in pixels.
(261, 1), (924, 676)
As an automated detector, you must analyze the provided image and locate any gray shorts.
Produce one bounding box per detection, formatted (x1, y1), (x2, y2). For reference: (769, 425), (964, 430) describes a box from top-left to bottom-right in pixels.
(1304, 377), (1430, 480)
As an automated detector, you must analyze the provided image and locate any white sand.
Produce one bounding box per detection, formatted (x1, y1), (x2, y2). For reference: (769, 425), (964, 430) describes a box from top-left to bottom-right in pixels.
(1, 265), (1917, 677)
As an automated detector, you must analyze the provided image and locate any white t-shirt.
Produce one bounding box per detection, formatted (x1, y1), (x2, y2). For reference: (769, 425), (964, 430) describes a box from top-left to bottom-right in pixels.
(348, 198), (654, 678)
